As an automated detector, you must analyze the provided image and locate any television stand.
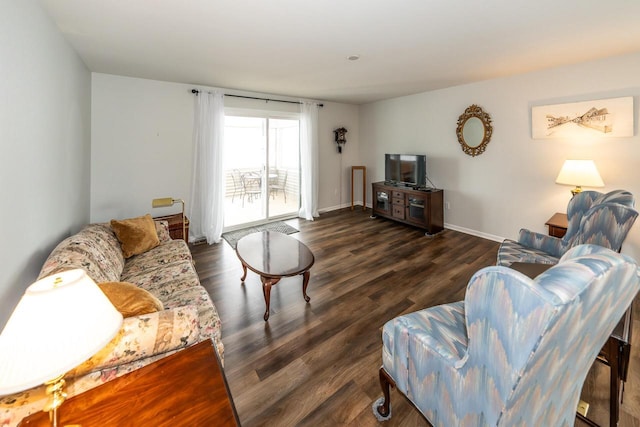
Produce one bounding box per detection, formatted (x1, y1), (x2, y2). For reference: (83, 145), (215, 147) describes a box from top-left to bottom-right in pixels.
(371, 182), (444, 235)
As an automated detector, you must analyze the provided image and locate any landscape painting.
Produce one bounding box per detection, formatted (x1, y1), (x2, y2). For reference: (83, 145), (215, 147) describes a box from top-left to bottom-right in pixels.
(532, 96), (633, 139)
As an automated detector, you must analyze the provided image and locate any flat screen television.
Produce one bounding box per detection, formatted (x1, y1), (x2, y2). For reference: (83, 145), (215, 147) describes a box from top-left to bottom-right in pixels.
(385, 154), (427, 188)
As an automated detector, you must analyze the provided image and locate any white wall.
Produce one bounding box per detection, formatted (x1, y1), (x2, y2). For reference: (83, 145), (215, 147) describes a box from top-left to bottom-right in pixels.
(0, 1), (92, 328)
(360, 52), (640, 260)
(90, 74), (194, 221)
(90, 74), (360, 222)
(317, 102), (361, 211)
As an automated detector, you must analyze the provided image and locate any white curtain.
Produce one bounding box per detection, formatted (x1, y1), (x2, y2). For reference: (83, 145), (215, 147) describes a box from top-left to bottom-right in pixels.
(299, 101), (319, 220)
(189, 91), (225, 244)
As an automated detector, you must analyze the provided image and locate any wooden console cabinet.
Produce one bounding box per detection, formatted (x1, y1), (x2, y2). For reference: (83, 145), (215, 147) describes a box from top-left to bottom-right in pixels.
(372, 182), (444, 235)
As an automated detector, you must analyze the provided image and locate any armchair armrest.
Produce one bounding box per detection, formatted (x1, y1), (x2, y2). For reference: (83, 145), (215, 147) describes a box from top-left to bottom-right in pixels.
(517, 228), (567, 258)
(69, 305), (200, 377)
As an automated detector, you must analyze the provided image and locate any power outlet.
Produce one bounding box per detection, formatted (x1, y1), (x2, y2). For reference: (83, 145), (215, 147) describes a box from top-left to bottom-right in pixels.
(445, 201), (451, 210)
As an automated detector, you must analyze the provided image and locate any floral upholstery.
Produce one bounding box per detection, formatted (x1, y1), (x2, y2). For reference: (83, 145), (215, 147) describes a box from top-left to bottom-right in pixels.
(497, 190), (638, 266)
(39, 223), (124, 283)
(120, 239), (192, 279)
(376, 245), (640, 426)
(1, 221), (222, 427)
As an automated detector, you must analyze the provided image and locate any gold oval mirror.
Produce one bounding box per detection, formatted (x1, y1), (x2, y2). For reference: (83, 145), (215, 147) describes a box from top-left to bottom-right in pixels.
(456, 105), (493, 157)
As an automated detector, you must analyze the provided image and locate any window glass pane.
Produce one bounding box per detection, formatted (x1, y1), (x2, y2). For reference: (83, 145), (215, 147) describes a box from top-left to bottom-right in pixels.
(223, 115), (300, 229)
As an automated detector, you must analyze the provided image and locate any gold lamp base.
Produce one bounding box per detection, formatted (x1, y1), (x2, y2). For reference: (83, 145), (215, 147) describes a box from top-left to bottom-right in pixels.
(43, 375), (67, 427)
(571, 186), (583, 197)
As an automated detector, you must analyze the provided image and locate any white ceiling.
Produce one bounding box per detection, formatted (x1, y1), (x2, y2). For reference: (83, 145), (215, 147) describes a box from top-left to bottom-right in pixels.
(41, 0), (640, 105)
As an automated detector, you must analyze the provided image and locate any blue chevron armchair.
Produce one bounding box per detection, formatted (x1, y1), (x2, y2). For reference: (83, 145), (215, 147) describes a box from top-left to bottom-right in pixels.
(374, 245), (640, 426)
(497, 190), (637, 266)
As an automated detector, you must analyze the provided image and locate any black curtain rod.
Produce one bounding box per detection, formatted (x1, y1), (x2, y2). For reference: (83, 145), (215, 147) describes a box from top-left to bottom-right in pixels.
(191, 89), (323, 107)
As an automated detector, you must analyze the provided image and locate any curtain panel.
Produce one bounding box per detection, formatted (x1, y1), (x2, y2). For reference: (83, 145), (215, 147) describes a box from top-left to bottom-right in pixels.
(189, 91), (225, 244)
(299, 101), (319, 221)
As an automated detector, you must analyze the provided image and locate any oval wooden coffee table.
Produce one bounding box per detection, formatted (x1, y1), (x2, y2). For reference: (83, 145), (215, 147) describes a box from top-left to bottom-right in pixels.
(236, 231), (315, 320)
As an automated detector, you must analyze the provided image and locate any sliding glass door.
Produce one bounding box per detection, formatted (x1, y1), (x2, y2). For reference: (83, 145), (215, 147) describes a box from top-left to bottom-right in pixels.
(223, 114), (300, 229)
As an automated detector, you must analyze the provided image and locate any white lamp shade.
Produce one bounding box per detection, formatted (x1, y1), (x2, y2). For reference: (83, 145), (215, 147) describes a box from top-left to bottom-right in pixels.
(0, 269), (123, 395)
(555, 160), (605, 187)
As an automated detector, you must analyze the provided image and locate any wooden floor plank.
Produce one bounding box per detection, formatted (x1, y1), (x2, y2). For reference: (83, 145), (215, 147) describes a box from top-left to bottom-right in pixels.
(192, 207), (640, 427)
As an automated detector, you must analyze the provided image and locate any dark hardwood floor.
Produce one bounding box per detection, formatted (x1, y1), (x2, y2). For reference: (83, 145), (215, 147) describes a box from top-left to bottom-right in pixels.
(191, 208), (640, 427)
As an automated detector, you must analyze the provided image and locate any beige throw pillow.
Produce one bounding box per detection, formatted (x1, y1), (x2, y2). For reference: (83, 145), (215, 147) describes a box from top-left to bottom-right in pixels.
(110, 214), (160, 258)
(99, 281), (164, 318)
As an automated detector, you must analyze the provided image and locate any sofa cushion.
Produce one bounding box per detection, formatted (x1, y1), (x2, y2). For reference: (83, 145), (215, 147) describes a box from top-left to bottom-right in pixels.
(497, 239), (559, 267)
(111, 214), (160, 258)
(120, 240), (193, 281)
(99, 281), (164, 318)
(124, 260), (201, 299)
(163, 286), (223, 357)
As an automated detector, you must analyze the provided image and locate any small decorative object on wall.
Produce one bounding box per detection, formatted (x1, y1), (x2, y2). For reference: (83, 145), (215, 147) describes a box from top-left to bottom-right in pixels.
(334, 127), (347, 153)
(532, 96), (633, 139)
(456, 105), (493, 157)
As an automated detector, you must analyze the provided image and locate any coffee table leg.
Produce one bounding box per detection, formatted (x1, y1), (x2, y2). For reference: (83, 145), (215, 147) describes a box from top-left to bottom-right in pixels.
(261, 277), (281, 321)
(302, 270), (311, 302)
(240, 263), (247, 282)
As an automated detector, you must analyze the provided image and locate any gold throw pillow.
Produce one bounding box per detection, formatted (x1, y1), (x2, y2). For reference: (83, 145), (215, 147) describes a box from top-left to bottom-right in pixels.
(98, 281), (164, 318)
(110, 214), (160, 258)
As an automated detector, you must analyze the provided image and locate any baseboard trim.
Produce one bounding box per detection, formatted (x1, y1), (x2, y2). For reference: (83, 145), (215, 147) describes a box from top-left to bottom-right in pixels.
(444, 223), (504, 243)
(317, 205), (505, 243)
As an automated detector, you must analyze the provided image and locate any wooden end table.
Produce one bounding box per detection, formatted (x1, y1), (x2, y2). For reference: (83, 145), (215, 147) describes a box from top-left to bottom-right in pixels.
(153, 213), (190, 243)
(20, 340), (239, 426)
(235, 231), (315, 321)
(545, 212), (568, 238)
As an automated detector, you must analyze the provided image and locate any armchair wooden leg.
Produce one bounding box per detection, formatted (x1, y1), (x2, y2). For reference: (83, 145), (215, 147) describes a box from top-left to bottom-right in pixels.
(377, 367), (395, 418)
(609, 337), (620, 427)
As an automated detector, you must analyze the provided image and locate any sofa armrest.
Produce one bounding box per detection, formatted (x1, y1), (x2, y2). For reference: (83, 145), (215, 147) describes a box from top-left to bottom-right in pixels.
(69, 306), (200, 377)
(517, 228), (567, 258)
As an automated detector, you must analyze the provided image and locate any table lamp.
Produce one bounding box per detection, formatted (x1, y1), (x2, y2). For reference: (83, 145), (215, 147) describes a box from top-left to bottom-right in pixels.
(152, 197), (186, 241)
(555, 159), (604, 196)
(0, 269), (123, 427)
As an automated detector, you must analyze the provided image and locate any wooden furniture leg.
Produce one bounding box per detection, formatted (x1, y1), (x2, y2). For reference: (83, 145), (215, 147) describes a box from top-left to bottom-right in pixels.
(260, 276), (281, 321)
(609, 336), (620, 427)
(377, 367), (395, 417)
(240, 263), (247, 282)
(301, 270), (311, 302)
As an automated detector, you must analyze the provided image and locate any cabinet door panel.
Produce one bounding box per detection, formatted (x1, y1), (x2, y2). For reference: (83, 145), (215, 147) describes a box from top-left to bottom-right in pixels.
(406, 195), (427, 226)
(374, 188), (391, 214)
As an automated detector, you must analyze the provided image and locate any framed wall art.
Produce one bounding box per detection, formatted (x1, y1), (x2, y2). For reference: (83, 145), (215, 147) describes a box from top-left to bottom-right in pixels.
(531, 96), (633, 139)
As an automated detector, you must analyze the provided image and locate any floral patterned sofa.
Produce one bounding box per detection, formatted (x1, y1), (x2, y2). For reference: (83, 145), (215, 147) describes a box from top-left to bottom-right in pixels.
(0, 220), (222, 426)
